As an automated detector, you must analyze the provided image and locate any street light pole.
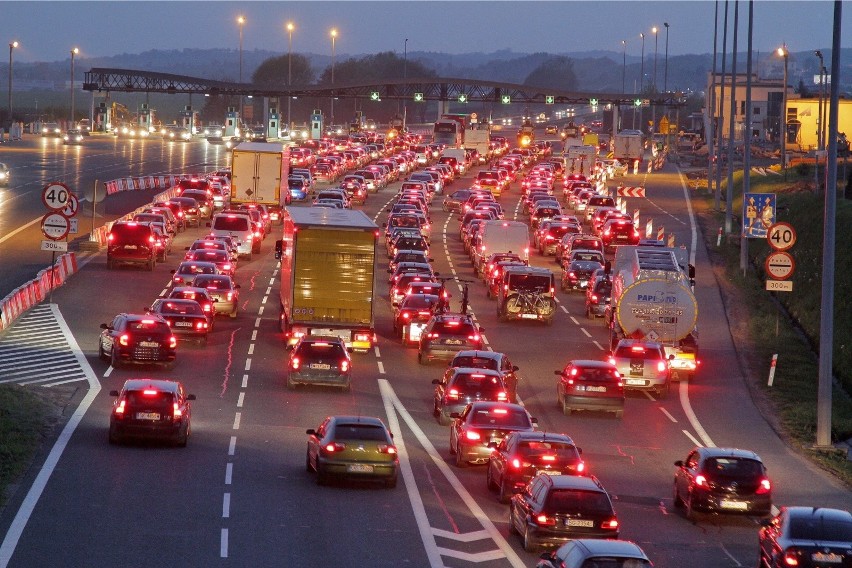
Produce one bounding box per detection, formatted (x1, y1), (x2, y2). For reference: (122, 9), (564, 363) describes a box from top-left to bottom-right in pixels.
(639, 33), (645, 135)
(778, 44), (788, 179)
(663, 23), (670, 93)
(330, 28), (337, 129)
(70, 47), (79, 126)
(621, 40), (626, 132)
(815, 50), (824, 193)
(8, 41), (18, 128)
(237, 16), (245, 120)
(287, 22), (294, 133)
(652, 26), (658, 137)
(403, 38), (408, 130)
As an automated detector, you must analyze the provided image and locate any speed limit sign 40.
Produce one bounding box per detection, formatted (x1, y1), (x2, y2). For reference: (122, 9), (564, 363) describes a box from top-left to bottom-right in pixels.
(42, 182), (72, 210)
(767, 222), (796, 251)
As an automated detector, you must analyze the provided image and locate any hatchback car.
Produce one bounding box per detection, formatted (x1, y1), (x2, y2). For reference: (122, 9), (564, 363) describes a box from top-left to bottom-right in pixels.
(147, 299), (210, 344)
(190, 274), (240, 317)
(287, 336), (352, 391)
(561, 250), (605, 292)
(433, 368), (509, 425)
(108, 379), (195, 446)
(166, 286), (216, 324)
(536, 539), (652, 568)
(449, 401), (537, 467)
(584, 277), (612, 319)
(757, 506), (851, 568)
(510, 474), (619, 552)
(306, 416), (399, 488)
(98, 313), (177, 369)
(418, 313), (484, 364)
(608, 339), (671, 398)
(555, 360), (624, 418)
(393, 293), (440, 345)
(448, 350), (520, 404)
(673, 447), (772, 520)
(487, 431), (585, 503)
(171, 261), (219, 287)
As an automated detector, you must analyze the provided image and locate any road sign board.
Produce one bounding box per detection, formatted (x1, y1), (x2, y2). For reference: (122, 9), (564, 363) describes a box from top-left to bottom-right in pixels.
(766, 280), (793, 292)
(743, 192), (776, 238)
(589, 98), (598, 107)
(617, 186), (646, 197)
(42, 182), (71, 210)
(457, 94), (468, 103)
(61, 194), (79, 217)
(69, 218), (79, 234)
(41, 240), (68, 252)
(370, 91), (380, 101)
(413, 92), (424, 102)
(501, 95), (511, 104)
(767, 222), (796, 251)
(545, 95), (555, 105)
(41, 212), (70, 241)
(765, 251), (795, 280)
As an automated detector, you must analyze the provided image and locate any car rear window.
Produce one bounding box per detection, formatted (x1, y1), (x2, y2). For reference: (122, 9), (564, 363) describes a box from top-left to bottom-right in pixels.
(452, 356), (499, 371)
(508, 274), (551, 291)
(704, 457), (763, 479)
(572, 239), (601, 250)
(299, 342), (347, 359)
(575, 367), (619, 382)
(193, 275), (231, 289)
(127, 320), (171, 334)
(452, 373), (503, 391)
(470, 408), (531, 428)
(333, 424), (388, 441)
(789, 517), (852, 541)
(578, 559), (651, 568)
(573, 252), (604, 263)
(126, 390), (174, 409)
(433, 321), (477, 336)
(212, 216), (250, 232)
(110, 224), (152, 241)
(588, 197), (615, 207)
(517, 440), (577, 457)
(179, 263), (215, 275)
(545, 489), (612, 514)
(160, 302), (204, 315)
(534, 207), (559, 217)
(402, 295), (438, 310)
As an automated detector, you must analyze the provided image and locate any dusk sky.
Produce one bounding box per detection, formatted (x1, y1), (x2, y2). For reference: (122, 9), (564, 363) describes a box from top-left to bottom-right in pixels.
(2, 1), (847, 64)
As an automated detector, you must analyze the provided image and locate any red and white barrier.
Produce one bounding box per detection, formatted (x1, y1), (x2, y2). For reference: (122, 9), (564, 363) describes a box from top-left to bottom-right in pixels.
(0, 252), (79, 331)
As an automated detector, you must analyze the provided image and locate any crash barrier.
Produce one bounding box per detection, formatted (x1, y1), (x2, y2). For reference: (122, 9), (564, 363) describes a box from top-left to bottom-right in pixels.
(88, 185), (182, 246)
(104, 175), (183, 195)
(0, 252), (78, 332)
(653, 152), (668, 171)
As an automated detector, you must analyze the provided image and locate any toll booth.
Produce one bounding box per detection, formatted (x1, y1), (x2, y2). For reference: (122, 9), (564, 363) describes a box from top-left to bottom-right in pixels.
(224, 107), (240, 138)
(138, 103), (153, 133)
(310, 109), (324, 140)
(95, 102), (112, 132)
(267, 108), (280, 139)
(180, 105), (199, 134)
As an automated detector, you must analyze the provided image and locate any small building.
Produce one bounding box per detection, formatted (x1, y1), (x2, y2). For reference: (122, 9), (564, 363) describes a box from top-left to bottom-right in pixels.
(706, 72), (790, 143)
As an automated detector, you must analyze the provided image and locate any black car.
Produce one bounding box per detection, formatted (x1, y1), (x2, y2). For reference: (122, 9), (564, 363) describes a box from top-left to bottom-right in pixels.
(108, 379), (195, 446)
(584, 277), (611, 319)
(106, 221), (157, 271)
(287, 336), (352, 391)
(448, 350), (520, 403)
(758, 506), (852, 568)
(487, 431), (585, 503)
(561, 251), (605, 292)
(147, 298), (210, 344)
(98, 314), (177, 369)
(673, 447), (772, 520)
(510, 474), (619, 552)
(418, 313), (484, 364)
(555, 360), (624, 418)
(432, 368), (508, 425)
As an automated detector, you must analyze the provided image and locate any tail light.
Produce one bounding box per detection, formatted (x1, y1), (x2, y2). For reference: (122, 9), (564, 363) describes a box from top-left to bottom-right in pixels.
(227, 292), (234, 301)
(195, 321), (208, 330)
(114, 399), (126, 415)
(608, 357), (616, 365)
(340, 360), (350, 372)
(497, 391), (508, 401)
(782, 551), (800, 566)
(402, 312), (411, 320)
(510, 458), (523, 469)
(119, 334), (130, 347)
(695, 474), (708, 488)
(534, 514), (556, 527)
(577, 461), (586, 473)
(323, 442), (345, 453)
(602, 518), (619, 530)
(756, 478), (772, 494)
(590, 294), (599, 304)
(291, 357), (300, 370)
(657, 361), (668, 373)
(427, 332), (439, 339)
(203, 304), (211, 313)
(468, 334), (481, 342)
(108, 233), (115, 241)
(447, 388), (460, 400)
(165, 320), (172, 327)
(173, 402), (183, 418)
(169, 336), (177, 348)
(223, 264), (232, 271)
(378, 444), (397, 454)
(465, 430), (481, 441)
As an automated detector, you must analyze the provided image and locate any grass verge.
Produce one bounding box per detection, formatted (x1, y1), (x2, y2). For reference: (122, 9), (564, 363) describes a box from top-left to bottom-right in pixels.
(0, 385), (52, 508)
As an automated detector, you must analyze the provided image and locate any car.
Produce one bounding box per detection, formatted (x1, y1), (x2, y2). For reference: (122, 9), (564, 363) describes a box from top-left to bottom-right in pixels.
(555, 360), (624, 418)
(186, 248), (235, 276)
(305, 415), (399, 487)
(169, 197), (203, 228)
(393, 293), (440, 344)
(536, 539), (652, 568)
(487, 431), (585, 503)
(432, 368), (509, 425)
(496, 266), (557, 325)
(108, 379), (195, 446)
(0, 163), (10, 186)
(190, 274), (240, 317)
(561, 250), (605, 292)
(537, 222), (581, 256)
(389, 250), (432, 275)
(185, 238), (232, 260)
(166, 286), (217, 324)
(757, 506), (852, 568)
(388, 261), (434, 285)
(448, 350), (520, 403)
(449, 401), (537, 467)
(418, 313), (484, 364)
(584, 277), (612, 319)
(600, 218), (640, 251)
(98, 313), (177, 369)
(287, 336), (352, 391)
(209, 212), (255, 258)
(41, 122), (62, 137)
(558, 235), (604, 267)
(147, 298), (210, 344)
(133, 211), (174, 237)
(106, 221), (157, 271)
(509, 474), (619, 552)
(149, 224), (171, 262)
(171, 261), (219, 287)
(608, 339), (672, 398)
(673, 447), (773, 520)
(62, 129), (84, 145)
(545, 125), (558, 135)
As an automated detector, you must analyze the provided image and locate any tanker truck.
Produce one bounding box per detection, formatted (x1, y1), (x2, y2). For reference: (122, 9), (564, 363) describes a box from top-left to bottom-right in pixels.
(604, 246), (699, 380)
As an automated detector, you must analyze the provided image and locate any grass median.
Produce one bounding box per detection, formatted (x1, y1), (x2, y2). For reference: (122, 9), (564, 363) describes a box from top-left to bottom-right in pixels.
(0, 385), (52, 508)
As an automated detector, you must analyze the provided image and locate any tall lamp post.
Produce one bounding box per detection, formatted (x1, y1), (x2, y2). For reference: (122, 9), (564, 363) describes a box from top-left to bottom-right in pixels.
(652, 26), (658, 136)
(237, 16), (245, 119)
(70, 47), (79, 126)
(403, 38), (408, 129)
(330, 28), (337, 129)
(663, 23), (670, 93)
(639, 32), (645, 134)
(778, 44), (788, 178)
(7, 41), (18, 127)
(815, 50), (825, 152)
(621, 40), (627, 94)
(287, 22), (294, 132)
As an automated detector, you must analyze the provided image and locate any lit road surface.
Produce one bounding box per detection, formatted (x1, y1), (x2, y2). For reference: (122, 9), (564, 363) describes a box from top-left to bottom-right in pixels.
(0, 137), (849, 567)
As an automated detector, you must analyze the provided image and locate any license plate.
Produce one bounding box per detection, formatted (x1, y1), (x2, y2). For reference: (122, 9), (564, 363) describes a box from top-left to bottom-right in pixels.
(140, 341), (159, 347)
(538, 470), (560, 476)
(625, 379), (645, 385)
(811, 553), (843, 563)
(566, 519), (594, 527)
(445, 339), (463, 345)
(409, 324), (426, 342)
(309, 363), (332, 370)
(585, 386), (606, 392)
(346, 464), (374, 473)
(174, 322), (192, 327)
(136, 412), (160, 420)
(124, 245), (138, 250)
(579, 281), (588, 288)
(719, 500), (748, 510)
(521, 314), (539, 319)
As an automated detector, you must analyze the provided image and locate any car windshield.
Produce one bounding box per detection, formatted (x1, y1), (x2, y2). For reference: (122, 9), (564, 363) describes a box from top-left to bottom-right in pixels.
(452, 356), (499, 371)
(614, 345), (664, 359)
(127, 320), (170, 334)
(212, 217), (250, 231)
(470, 408), (530, 428)
(333, 424), (388, 441)
(159, 302), (204, 315)
(508, 274), (551, 291)
(789, 517), (852, 541)
(179, 264), (214, 275)
(546, 489), (612, 514)
(704, 457), (763, 479)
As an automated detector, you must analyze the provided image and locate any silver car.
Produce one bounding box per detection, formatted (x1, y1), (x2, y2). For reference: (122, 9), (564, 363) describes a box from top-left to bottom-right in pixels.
(608, 339), (672, 398)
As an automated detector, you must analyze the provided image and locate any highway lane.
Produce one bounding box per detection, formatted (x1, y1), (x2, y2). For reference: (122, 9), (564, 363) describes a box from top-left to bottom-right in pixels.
(0, 142), (849, 568)
(0, 135), (230, 298)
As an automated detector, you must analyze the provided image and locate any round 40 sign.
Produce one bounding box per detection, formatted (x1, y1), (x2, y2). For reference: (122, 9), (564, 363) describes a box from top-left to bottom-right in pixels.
(767, 222), (796, 252)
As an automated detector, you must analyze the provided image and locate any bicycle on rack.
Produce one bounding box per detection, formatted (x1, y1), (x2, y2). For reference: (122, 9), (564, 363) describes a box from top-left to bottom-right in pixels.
(498, 285), (556, 326)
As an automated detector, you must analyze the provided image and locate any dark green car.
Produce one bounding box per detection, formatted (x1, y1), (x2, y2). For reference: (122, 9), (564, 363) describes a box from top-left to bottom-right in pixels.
(306, 416), (399, 488)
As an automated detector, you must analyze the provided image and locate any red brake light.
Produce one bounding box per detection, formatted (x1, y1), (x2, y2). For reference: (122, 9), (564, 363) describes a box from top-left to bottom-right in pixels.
(465, 430), (481, 441)
(541, 455), (556, 462)
(173, 402), (183, 418)
(143, 389), (158, 396)
(695, 474), (708, 487)
(577, 461), (586, 473)
(119, 334), (130, 347)
(603, 518), (619, 530)
(756, 478), (771, 494)
(169, 336), (177, 348)
(447, 388), (460, 400)
(783, 552), (800, 566)
(291, 357), (300, 370)
(535, 514), (556, 527)
(631, 345), (646, 353)
(378, 444), (397, 454)
(114, 399), (126, 415)
(324, 442), (345, 453)
(657, 361), (668, 372)
(511, 458), (522, 469)
(340, 360), (350, 373)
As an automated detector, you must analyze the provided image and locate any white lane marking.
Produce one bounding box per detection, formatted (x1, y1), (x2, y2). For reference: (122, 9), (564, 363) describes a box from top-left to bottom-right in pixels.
(258, 306), (264, 315)
(265, 286), (272, 295)
(771, 505), (779, 516)
(682, 429), (703, 447)
(254, 317), (261, 328)
(580, 328), (591, 338)
(247, 344), (255, 355)
(0, 216), (41, 245)
(222, 493), (230, 518)
(244, 359), (252, 371)
(220, 529), (228, 558)
(0, 305), (101, 568)
(720, 543), (743, 567)
(570, 316), (579, 325)
(379, 379), (527, 568)
(232, 413), (241, 430)
(228, 436), (237, 456)
(225, 463), (233, 485)
(679, 380), (715, 447)
(268, 278), (276, 286)
(377, 361), (385, 374)
(482, 336), (490, 346)
(436, 548), (507, 563)
(660, 407), (678, 423)
(431, 528), (491, 542)
(261, 295), (268, 305)
(374, 346), (381, 358)
(103, 366), (113, 378)
(560, 305), (569, 313)
(241, 374), (248, 388)
(251, 330), (257, 341)
(593, 341), (605, 351)
(643, 390), (656, 401)
(237, 392), (245, 408)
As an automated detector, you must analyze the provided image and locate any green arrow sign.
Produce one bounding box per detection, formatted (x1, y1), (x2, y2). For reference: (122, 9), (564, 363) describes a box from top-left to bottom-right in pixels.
(634, 99), (642, 107)
(545, 95), (555, 105)
(414, 92), (424, 102)
(370, 91), (380, 101)
(458, 94), (468, 103)
(589, 98), (599, 107)
(501, 95), (511, 104)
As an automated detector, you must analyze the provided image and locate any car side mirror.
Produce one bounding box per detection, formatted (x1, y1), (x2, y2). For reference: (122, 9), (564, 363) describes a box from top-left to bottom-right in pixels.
(554, 370), (562, 376)
(234, 284), (241, 289)
(530, 417), (538, 425)
(100, 323), (109, 329)
(109, 390), (119, 397)
(674, 460), (684, 467)
(449, 412), (460, 419)
(306, 429), (316, 436)
(186, 394), (197, 401)
(170, 269), (176, 274)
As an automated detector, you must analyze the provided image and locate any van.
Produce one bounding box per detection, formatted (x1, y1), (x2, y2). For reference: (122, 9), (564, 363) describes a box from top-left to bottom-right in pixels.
(473, 220), (531, 274)
(107, 221), (157, 270)
(442, 148), (469, 174)
(209, 212), (255, 259)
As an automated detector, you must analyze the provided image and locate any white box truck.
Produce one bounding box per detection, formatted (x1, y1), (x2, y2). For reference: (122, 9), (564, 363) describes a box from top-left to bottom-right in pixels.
(230, 142), (291, 222)
(472, 220), (531, 274)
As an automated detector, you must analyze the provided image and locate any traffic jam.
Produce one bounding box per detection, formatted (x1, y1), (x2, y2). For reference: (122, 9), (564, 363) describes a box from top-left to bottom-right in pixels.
(84, 118), (850, 568)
